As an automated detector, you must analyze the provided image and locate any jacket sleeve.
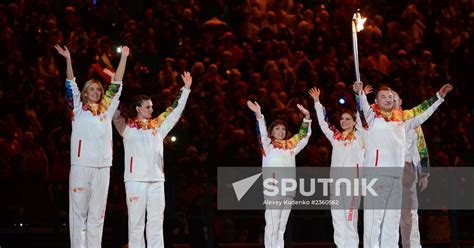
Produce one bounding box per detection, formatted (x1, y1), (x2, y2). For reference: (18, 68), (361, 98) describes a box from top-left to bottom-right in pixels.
(404, 93), (444, 130)
(156, 87), (191, 137)
(65, 78), (82, 119)
(314, 102), (334, 145)
(294, 118), (312, 155)
(257, 115), (272, 156)
(355, 92), (375, 128)
(103, 81), (123, 119)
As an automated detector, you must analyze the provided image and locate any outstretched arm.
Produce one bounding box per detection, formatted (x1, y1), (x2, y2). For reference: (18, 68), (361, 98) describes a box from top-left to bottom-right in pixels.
(294, 104), (312, 154)
(309, 87), (335, 144)
(54, 44), (74, 80)
(55, 44), (81, 118)
(404, 83), (453, 129)
(113, 46), (129, 82)
(103, 46), (130, 117)
(353, 81), (375, 127)
(156, 72), (192, 137)
(247, 100), (272, 154)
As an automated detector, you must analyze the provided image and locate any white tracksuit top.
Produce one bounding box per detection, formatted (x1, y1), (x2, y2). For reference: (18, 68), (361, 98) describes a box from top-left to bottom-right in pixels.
(258, 116), (311, 198)
(66, 78), (122, 168)
(356, 92), (444, 177)
(114, 87), (190, 182)
(257, 116), (312, 168)
(314, 102), (364, 168)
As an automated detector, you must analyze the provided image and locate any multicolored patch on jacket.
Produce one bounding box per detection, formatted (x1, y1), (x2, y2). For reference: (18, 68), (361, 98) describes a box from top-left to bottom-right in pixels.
(415, 126), (430, 175)
(270, 121), (309, 150)
(401, 95), (438, 120)
(371, 94), (438, 122)
(153, 90), (182, 128)
(65, 80), (75, 119)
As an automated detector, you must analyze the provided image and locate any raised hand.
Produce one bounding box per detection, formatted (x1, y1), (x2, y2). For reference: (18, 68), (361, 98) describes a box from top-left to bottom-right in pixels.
(247, 100), (262, 118)
(181, 71), (192, 89)
(363, 84), (373, 95)
(308, 87), (321, 102)
(353, 81), (363, 94)
(120, 46), (130, 57)
(54, 44), (71, 60)
(54, 44), (74, 79)
(438, 83), (453, 98)
(297, 104), (310, 119)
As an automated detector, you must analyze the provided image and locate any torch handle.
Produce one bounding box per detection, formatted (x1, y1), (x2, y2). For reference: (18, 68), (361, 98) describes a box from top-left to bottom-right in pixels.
(352, 21), (361, 82)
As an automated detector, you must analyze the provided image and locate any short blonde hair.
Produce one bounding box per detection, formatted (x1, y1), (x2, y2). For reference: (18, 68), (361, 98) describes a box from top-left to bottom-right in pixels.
(81, 79), (104, 104)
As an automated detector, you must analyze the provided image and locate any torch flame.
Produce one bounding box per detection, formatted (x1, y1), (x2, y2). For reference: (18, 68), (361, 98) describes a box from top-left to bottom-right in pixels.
(353, 12), (367, 32)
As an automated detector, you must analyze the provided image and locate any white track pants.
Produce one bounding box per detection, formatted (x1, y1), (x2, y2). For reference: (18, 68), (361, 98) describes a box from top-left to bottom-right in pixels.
(69, 165), (110, 248)
(331, 196), (360, 247)
(264, 197), (292, 248)
(400, 162), (421, 248)
(126, 181), (165, 248)
(364, 175), (402, 248)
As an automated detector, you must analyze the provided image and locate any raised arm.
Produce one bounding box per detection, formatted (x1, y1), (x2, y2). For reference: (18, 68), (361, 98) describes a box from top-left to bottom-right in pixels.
(54, 44), (74, 80)
(113, 46), (129, 82)
(294, 104), (312, 154)
(247, 100), (272, 154)
(309, 87), (334, 144)
(55, 44), (81, 118)
(353, 81), (375, 127)
(102, 46), (129, 117)
(404, 84), (453, 129)
(156, 72), (192, 137)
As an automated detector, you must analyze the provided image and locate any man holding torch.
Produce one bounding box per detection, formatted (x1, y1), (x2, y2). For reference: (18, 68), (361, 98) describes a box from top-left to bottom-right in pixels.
(353, 81), (452, 247)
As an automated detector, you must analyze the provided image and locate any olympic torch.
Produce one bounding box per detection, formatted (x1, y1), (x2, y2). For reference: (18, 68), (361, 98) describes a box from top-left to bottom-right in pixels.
(352, 10), (366, 82)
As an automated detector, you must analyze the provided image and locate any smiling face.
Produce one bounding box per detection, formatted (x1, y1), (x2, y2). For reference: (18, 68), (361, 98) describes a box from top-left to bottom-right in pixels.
(82, 80), (104, 104)
(340, 112), (356, 132)
(375, 89), (394, 112)
(271, 124), (287, 141)
(136, 99), (153, 120)
(84, 83), (101, 103)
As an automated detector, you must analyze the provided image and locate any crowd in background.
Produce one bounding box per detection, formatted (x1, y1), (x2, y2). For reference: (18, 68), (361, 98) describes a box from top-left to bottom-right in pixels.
(0, 0), (472, 245)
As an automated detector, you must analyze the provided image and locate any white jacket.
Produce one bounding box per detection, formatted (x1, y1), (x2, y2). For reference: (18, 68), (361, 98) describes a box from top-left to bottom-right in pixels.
(258, 116), (311, 197)
(258, 116), (312, 168)
(67, 78), (122, 167)
(114, 87), (190, 182)
(314, 102), (365, 169)
(356, 92), (444, 176)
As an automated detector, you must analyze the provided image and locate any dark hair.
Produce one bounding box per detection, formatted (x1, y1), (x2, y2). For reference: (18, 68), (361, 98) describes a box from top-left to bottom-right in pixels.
(129, 95), (151, 119)
(375, 86), (393, 98)
(267, 119), (288, 139)
(341, 111), (357, 122)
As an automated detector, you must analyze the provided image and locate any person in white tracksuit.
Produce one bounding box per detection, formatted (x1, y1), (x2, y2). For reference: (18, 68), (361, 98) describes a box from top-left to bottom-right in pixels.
(55, 44), (129, 248)
(113, 72), (192, 248)
(392, 91), (431, 248)
(247, 100), (311, 248)
(309, 87), (364, 248)
(353, 81), (453, 248)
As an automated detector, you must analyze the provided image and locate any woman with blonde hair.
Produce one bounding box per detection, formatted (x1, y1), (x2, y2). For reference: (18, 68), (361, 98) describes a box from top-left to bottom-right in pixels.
(55, 44), (129, 248)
